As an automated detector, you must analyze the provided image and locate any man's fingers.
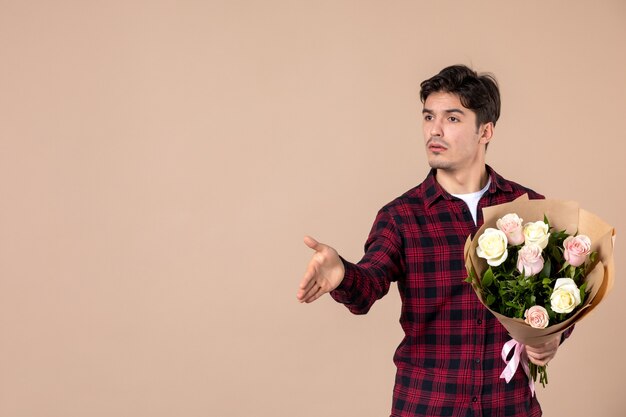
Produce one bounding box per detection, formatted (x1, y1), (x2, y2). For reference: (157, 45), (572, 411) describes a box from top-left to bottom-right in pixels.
(298, 281), (316, 302)
(525, 337), (559, 366)
(526, 337), (559, 356)
(526, 345), (554, 356)
(528, 354), (551, 366)
(304, 284), (326, 303)
(299, 274), (316, 293)
(297, 241), (324, 301)
(297, 263), (318, 296)
(529, 357), (547, 366)
(528, 351), (550, 361)
(300, 280), (324, 303)
(297, 264), (319, 301)
(526, 348), (549, 365)
(304, 235), (322, 251)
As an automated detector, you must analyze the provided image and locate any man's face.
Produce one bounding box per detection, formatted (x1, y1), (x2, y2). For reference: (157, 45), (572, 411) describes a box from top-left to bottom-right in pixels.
(422, 91), (491, 173)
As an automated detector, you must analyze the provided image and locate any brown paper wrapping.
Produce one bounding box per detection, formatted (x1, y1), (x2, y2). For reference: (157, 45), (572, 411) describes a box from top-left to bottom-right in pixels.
(464, 195), (616, 345)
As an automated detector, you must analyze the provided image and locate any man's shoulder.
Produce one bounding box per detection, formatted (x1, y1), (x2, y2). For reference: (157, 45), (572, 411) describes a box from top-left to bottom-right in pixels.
(378, 182), (429, 214)
(495, 171), (545, 200)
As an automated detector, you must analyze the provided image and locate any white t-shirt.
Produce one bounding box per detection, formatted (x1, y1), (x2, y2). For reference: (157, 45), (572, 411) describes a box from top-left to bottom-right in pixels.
(451, 178), (491, 225)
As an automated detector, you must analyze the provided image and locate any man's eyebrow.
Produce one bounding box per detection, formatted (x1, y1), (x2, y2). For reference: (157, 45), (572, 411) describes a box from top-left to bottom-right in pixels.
(421, 108), (466, 115)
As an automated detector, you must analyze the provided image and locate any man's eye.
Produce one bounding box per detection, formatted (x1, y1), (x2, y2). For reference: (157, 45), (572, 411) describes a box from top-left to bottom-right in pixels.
(449, 116), (459, 122)
(424, 115), (433, 121)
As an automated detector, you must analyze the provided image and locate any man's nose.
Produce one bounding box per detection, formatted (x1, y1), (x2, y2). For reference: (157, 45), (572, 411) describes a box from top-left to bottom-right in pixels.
(430, 120), (443, 136)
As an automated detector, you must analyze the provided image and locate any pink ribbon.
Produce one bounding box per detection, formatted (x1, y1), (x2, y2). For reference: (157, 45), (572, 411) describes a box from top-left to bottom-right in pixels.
(499, 339), (535, 397)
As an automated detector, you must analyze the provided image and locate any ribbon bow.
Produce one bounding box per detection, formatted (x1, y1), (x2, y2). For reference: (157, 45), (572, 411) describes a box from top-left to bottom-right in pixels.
(499, 339), (535, 397)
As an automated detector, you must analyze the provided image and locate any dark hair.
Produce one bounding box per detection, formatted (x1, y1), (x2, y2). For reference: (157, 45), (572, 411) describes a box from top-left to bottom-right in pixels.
(420, 65), (501, 128)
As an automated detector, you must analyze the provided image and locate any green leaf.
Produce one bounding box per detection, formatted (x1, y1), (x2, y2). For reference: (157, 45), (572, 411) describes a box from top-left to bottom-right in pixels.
(466, 268), (478, 286)
(551, 245), (563, 263)
(558, 261), (569, 274)
(568, 265), (576, 279)
(579, 282), (588, 305)
(482, 267), (495, 287)
(486, 294), (496, 306)
(539, 258), (551, 279)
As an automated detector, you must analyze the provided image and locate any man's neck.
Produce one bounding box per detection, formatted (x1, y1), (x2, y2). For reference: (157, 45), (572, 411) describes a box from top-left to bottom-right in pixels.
(435, 166), (489, 195)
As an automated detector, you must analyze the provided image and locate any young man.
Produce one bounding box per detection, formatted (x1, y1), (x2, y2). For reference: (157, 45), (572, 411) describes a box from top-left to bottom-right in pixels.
(296, 65), (562, 417)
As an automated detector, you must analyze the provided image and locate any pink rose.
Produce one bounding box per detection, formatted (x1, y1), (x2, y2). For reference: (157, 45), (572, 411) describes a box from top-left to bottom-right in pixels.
(517, 244), (544, 277)
(524, 305), (550, 329)
(563, 235), (591, 267)
(496, 213), (525, 246)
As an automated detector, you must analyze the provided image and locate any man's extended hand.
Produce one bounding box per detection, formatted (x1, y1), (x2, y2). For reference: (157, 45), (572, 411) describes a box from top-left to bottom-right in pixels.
(296, 236), (345, 303)
(525, 334), (561, 366)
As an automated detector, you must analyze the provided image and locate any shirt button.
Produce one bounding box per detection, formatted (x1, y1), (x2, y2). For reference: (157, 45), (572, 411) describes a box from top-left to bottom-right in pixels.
(472, 397), (478, 403)
(474, 358), (481, 364)
(477, 319), (482, 325)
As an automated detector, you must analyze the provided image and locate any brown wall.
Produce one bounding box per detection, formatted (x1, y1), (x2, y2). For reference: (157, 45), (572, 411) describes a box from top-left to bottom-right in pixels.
(1, 1), (625, 416)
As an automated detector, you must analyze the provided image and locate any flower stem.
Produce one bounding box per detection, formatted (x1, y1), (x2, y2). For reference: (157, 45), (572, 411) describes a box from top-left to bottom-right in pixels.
(529, 362), (548, 388)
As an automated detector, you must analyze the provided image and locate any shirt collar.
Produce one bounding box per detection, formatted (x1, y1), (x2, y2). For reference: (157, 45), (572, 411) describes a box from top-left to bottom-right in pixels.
(422, 164), (512, 208)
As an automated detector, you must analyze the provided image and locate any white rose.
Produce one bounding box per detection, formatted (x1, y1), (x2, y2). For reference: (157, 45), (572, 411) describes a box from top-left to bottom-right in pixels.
(523, 221), (550, 249)
(550, 278), (582, 314)
(476, 228), (508, 266)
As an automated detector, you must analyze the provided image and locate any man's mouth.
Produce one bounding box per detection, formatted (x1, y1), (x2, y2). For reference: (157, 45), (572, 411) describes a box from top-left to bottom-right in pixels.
(428, 141), (447, 152)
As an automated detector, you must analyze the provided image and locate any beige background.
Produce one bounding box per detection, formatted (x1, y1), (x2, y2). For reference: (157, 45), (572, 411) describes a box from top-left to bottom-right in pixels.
(1, 1), (625, 416)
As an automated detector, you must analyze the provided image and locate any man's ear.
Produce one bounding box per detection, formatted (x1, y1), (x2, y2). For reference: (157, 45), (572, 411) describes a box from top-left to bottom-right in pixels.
(479, 122), (494, 145)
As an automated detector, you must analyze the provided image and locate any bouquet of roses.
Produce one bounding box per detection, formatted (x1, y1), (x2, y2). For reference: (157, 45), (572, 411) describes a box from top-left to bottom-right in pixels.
(464, 195), (615, 394)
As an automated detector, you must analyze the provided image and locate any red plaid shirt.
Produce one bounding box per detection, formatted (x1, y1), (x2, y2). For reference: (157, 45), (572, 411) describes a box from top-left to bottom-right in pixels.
(331, 166), (547, 417)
